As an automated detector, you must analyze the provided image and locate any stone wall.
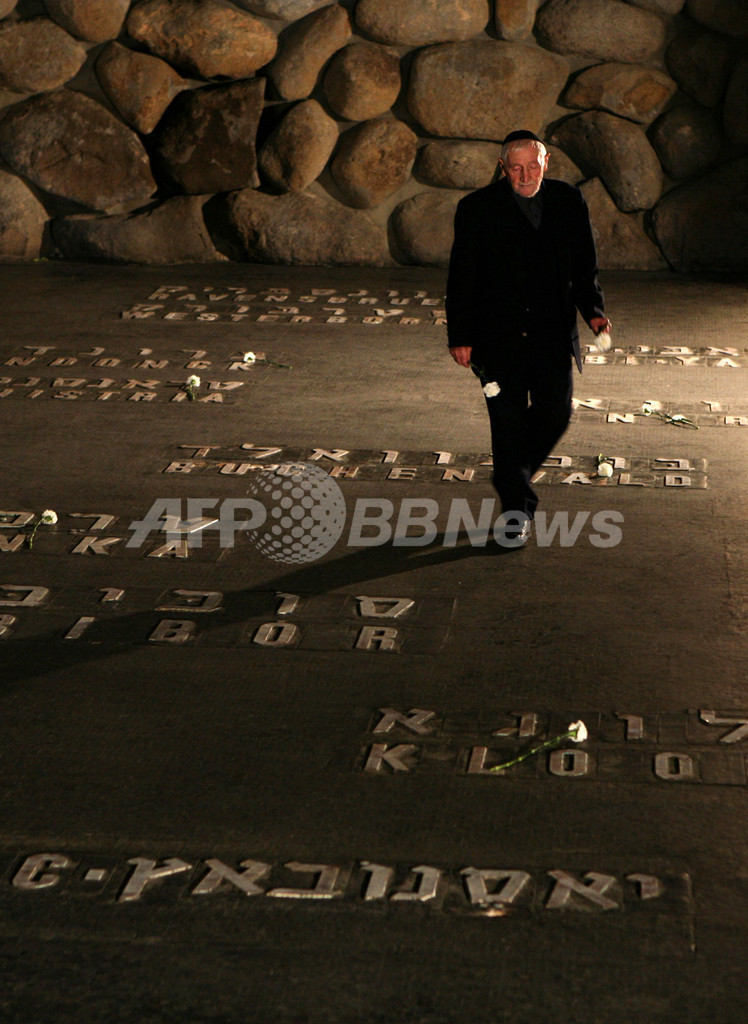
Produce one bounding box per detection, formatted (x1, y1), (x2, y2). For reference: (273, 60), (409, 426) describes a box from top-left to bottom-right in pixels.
(0, 0), (745, 271)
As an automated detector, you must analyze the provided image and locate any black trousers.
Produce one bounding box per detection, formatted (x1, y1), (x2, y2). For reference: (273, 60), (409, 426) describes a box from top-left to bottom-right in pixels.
(484, 359), (573, 518)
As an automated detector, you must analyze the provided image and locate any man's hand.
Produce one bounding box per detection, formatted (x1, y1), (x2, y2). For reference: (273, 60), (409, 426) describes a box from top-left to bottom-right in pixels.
(590, 316), (612, 336)
(449, 346), (472, 367)
(590, 316), (612, 353)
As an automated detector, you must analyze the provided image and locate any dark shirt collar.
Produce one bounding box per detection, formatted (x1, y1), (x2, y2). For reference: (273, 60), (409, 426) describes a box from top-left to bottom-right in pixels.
(510, 182), (544, 228)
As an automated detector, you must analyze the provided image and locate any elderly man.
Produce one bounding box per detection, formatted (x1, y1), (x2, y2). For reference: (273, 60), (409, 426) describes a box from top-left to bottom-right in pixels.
(446, 129), (611, 546)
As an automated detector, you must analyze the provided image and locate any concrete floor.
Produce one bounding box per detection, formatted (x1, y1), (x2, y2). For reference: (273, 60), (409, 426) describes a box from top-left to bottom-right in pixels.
(0, 262), (747, 1023)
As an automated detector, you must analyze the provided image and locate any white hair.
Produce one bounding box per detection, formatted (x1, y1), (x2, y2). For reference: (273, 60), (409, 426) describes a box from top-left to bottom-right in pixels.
(500, 138), (547, 164)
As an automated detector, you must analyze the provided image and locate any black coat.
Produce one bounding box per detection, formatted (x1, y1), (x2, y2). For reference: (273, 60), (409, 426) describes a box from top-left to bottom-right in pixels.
(445, 176), (605, 379)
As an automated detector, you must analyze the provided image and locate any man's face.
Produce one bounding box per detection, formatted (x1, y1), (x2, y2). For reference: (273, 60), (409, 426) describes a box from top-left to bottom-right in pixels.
(501, 143), (549, 198)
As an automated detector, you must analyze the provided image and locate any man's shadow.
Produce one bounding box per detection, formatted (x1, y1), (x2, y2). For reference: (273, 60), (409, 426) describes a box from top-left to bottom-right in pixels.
(0, 532), (519, 689)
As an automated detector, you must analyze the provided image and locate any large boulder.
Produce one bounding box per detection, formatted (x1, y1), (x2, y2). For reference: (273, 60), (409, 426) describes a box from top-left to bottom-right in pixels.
(234, 0), (334, 18)
(652, 158), (748, 272)
(323, 42), (401, 121)
(259, 99), (338, 192)
(665, 27), (732, 108)
(546, 146), (583, 184)
(212, 189), (391, 265)
(96, 42), (189, 136)
(52, 196), (226, 263)
(42, 0), (129, 42)
(0, 169), (48, 259)
(126, 0), (277, 80)
(581, 178), (667, 270)
(268, 4), (351, 101)
(355, 0), (489, 46)
(0, 91), (156, 211)
(550, 111), (662, 211)
(407, 40), (567, 141)
(535, 0), (665, 63)
(390, 190), (465, 266)
(416, 140), (501, 189)
(0, 17), (86, 93)
(330, 118), (418, 208)
(623, 0), (684, 11)
(563, 64), (677, 125)
(149, 79), (265, 194)
(494, 0), (539, 40)
(649, 104), (724, 180)
(685, 0), (748, 36)
(724, 59), (748, 147)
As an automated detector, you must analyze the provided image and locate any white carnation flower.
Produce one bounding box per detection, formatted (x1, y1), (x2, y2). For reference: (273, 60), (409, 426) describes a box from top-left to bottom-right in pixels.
(41, 509), (58, 525)
(483, 381), (500, 398)
(597, 462), (613, 478)
(186, 375), (201, 388)
(243, 351), (256, 363)
(568, 720), (588, 743)
(594, 330), (611, 353)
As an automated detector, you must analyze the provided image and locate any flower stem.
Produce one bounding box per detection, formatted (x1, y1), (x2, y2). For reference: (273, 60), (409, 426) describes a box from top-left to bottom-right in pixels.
(489, 729), (578, 773)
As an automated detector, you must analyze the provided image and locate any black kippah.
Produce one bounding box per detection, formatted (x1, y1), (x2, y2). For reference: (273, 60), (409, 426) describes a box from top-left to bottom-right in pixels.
(503, 130), (542, 144)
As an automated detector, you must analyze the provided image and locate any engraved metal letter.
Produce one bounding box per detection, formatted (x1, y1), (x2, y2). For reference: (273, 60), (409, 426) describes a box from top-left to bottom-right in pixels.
(267, 863), (343, 899)
(13, 853), (76, 890)
(373, 708), (436, 735)
(461, 867), (531, 906)
(363, 743), (418, 773)
(545, 871), (619, 910)
(391, 865), (442, 902)
(191, 859), (270, 896)
(119, 857), (192, 901)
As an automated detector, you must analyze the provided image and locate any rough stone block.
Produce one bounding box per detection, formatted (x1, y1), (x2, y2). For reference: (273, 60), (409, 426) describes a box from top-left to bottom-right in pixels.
(330, 118), (418, 208)
(408, 40), (567, 141)
(685, 0), (748, 36)
(666, 26), (733, 108)
(149, 79), (265, 195)
(96, 42), (189, 136)
(0, 169), (47, 259)
(52, 196), (226, 263)
(215, 188), (391, 265)
(0, 17), (86, 93)
(416, 140), (501, 189)
(259, 99), (338, 192)
(355, 0), (489, 46)
(650, 104), (724, 180)
(494, 0), (539, 40)
(235, 0), (333, 19)
(536, 0), (665, 63)
(0, 91), (156, 211)
(390, 190), (466, 266)
(546, 145), (583, 184)
(623, 0), (685, 11)
(581, 177), (667, 270)
(564, 63), (677, 124)
(652, 158), (748, 271)
(323, 42), (401, 122)
(551, 111), (663, 211)
(42, 0), (129, 43)
(127, 0), (277, 80)
(269, 3), (350, 101)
